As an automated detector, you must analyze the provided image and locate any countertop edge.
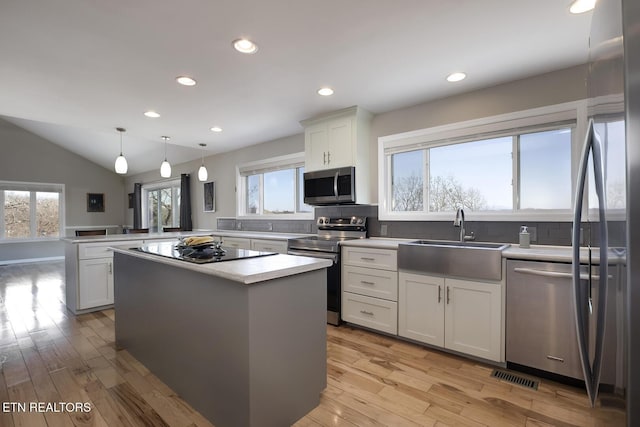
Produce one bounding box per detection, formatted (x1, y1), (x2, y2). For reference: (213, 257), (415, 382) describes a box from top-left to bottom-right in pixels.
(112, 247), (332, 284)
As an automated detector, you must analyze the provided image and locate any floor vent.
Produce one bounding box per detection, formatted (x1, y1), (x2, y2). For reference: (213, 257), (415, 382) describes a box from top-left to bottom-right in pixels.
(491, 369), (539, 390)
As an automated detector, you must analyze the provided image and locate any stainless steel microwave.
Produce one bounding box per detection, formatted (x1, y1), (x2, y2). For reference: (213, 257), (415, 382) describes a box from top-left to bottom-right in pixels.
(303, 166), (356, 205)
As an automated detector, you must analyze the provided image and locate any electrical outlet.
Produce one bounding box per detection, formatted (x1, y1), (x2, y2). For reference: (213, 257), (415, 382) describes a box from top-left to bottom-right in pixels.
(236, 221), (242, 230)
(267, 222), (273, 231)
(380, 224), (388, 236)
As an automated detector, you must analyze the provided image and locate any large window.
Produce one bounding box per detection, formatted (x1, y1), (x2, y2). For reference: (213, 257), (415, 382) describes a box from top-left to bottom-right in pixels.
(142, 181), (181, 232)
(380, 103), (581, 220)
(0, 182), (64, 240)
(237, 153), (312, 217)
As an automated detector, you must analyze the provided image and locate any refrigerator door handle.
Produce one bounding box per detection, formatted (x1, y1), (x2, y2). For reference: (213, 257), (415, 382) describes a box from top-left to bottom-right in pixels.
(590, 124), (609, 408)
(572, 119), (596, 407)
(572, 119), (610, 408)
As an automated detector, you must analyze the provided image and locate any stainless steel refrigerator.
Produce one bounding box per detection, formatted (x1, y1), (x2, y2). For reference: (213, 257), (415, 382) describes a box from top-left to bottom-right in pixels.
(572, 0), (639, 424)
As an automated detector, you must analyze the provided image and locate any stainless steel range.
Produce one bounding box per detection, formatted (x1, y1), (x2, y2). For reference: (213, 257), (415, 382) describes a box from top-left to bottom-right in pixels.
(288, 216), (367, 325)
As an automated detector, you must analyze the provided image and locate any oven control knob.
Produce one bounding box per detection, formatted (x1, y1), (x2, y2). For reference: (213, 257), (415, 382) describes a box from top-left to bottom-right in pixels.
(357, 218), (363, 224)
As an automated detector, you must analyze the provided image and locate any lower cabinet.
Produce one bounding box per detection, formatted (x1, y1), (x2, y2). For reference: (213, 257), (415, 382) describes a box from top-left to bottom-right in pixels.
(250, 239), (288, 254)
(78, 258), (114, 309)
(342, 293), (397, 335)
(398, 272), (503, 362)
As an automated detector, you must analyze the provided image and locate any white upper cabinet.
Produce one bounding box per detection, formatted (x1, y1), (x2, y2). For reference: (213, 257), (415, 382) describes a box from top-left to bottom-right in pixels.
(300, 106), (372, 204)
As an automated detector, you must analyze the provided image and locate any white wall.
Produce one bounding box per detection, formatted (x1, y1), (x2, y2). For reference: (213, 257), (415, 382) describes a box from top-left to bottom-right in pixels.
(124, 133), (304, 229)
(0, 117), (127, 261)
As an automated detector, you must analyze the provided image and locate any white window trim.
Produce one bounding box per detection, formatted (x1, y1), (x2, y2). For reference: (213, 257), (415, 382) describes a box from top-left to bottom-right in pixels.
(236, 152), (313, 219)
(141, 179), (181, 229)
(378, 100), (588, 221)
(0, 180), (65, 243)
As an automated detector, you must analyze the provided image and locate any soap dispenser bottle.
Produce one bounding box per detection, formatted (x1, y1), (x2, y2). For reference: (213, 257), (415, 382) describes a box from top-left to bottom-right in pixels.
(519, 226), (530, 248)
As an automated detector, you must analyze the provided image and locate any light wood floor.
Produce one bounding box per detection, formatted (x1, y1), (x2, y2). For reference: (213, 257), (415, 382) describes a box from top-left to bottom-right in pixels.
(0, 261), (625, 427)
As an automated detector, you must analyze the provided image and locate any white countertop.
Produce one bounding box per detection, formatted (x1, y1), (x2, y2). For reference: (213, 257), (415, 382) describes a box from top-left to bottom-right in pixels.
(340, 237), (413, 250)
(211, 230), (313, 240)
(340, 238), (625, 264)
(63, 230), (210, 244)
(112, 245), (332, 284)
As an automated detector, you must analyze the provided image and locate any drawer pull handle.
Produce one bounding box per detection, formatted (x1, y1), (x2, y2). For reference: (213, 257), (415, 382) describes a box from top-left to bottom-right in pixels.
(360, 257), (375, 261)
(109, 263), (113, 274)
(360, 280), (375, 285)
(546, 355), (565, 363)
(360, 310), (374, 316)
(438, 285), (441, 303)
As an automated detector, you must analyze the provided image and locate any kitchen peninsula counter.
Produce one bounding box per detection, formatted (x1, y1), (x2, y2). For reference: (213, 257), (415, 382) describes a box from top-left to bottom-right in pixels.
(112, 245), (331, 427)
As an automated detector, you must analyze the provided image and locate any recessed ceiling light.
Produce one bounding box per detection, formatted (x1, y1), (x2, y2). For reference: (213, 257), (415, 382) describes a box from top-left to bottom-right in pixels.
(233, 38), (258, 54)
(569, 0), (595, 14)
(446, 72), (467, 82)
(144, 111), (161, 118)
(317, 87), (334, 96)
(176, 76), (197, 86)
(210, 126), (223, 132)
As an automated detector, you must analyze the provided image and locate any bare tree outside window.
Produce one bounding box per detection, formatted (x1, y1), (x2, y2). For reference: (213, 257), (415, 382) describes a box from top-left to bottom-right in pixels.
(392, 173), (423, 211)
(429, 175), (487, 212)
(4, 191), (30, 238)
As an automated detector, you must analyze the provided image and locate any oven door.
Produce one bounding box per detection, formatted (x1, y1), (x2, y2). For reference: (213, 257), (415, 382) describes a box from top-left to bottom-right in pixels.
(287, 249), (341, 325)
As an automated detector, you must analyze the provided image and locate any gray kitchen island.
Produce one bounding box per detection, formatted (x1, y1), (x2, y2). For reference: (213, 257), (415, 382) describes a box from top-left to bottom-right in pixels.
(112, 243), (331, 427)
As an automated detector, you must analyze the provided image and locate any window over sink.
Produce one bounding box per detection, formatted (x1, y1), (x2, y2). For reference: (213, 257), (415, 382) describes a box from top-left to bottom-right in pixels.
(379, 101), (585, 221)
(236, 153), (312, 218)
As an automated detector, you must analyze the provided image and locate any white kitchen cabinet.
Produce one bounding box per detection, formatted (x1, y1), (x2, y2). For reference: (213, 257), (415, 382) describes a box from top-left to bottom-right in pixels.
(219, 236), (251, 249)
(398, 272), (444, 347)
(65, 239), (143, 314)
(78, 258), (113, 309)
(398, 272), (503, 362)
(342, 246), (398, 334)
(342, 292), (397, 335)
(300, 106), (372, 204)
(250, 239), (288, 254)
(444, 277), (502, 361)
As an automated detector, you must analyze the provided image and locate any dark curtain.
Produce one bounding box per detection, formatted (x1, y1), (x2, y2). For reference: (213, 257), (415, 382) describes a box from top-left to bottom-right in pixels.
(180, 173), (193, 231)
(133, 183), (142, 229)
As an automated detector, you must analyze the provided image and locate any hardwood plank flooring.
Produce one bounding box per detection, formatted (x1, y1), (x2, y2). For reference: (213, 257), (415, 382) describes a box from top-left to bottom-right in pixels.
(0, 261), (625, 426)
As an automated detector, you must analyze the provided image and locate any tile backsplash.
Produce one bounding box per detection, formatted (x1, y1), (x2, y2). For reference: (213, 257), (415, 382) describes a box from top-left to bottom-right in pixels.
(217, 205), (625, 247)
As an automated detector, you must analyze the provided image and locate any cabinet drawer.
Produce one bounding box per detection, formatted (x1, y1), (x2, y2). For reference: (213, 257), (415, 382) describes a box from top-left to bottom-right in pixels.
(342, 265), (398, 301)
(342, 292), (397, 334)
(250, 239), (288, 254)
(220, 237), (251, 250)
(78, 241), (143, 259)
(342, 247), (397, 270)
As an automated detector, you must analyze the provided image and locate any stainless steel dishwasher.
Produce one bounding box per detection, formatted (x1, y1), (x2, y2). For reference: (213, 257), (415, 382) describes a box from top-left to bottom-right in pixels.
(506, 259), (621, 385)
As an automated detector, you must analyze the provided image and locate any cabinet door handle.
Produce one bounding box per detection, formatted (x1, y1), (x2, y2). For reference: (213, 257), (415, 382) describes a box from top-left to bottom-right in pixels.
(438, 285), (441, 303)
(327, 151), (331, 164)
(360, 310), (374, 316)
(360, 280), (375, 285)
(109, 262), (113, 274)
(446, 286), (450, 304)
(323, 152), (327, 165)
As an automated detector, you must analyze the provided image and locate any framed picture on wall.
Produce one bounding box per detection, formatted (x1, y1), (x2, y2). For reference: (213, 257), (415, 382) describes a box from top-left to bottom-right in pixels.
(87, 193), (105, 212)
(203, 181), (215, 212)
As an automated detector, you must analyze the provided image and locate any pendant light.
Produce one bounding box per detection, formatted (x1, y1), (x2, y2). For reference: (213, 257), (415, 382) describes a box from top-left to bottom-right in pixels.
(198, 143), (208, 181)
(114, 127), (128, 174)
(160, 136), (172, 178)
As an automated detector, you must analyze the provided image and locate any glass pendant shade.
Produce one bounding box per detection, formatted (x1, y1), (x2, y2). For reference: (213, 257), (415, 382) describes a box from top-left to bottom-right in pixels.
(160, 136), (171, 178)
(115, 155), (128, 174)
(197, 142), (208, 181)
(114, 127), (128, 174)
(198, 165), (208, 181)
(160, 160), (171, 178)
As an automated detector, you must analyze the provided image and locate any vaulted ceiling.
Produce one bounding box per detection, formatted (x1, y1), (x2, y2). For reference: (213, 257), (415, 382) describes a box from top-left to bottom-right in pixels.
(0, 0), (592, 174)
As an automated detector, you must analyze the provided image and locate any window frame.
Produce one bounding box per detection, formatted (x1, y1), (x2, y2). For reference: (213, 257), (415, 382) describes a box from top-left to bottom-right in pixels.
(236, 152), (313, 219)
(141, 179), (181, 231)
(0, 180), (65, 242)
(378, 100), (589, 221)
